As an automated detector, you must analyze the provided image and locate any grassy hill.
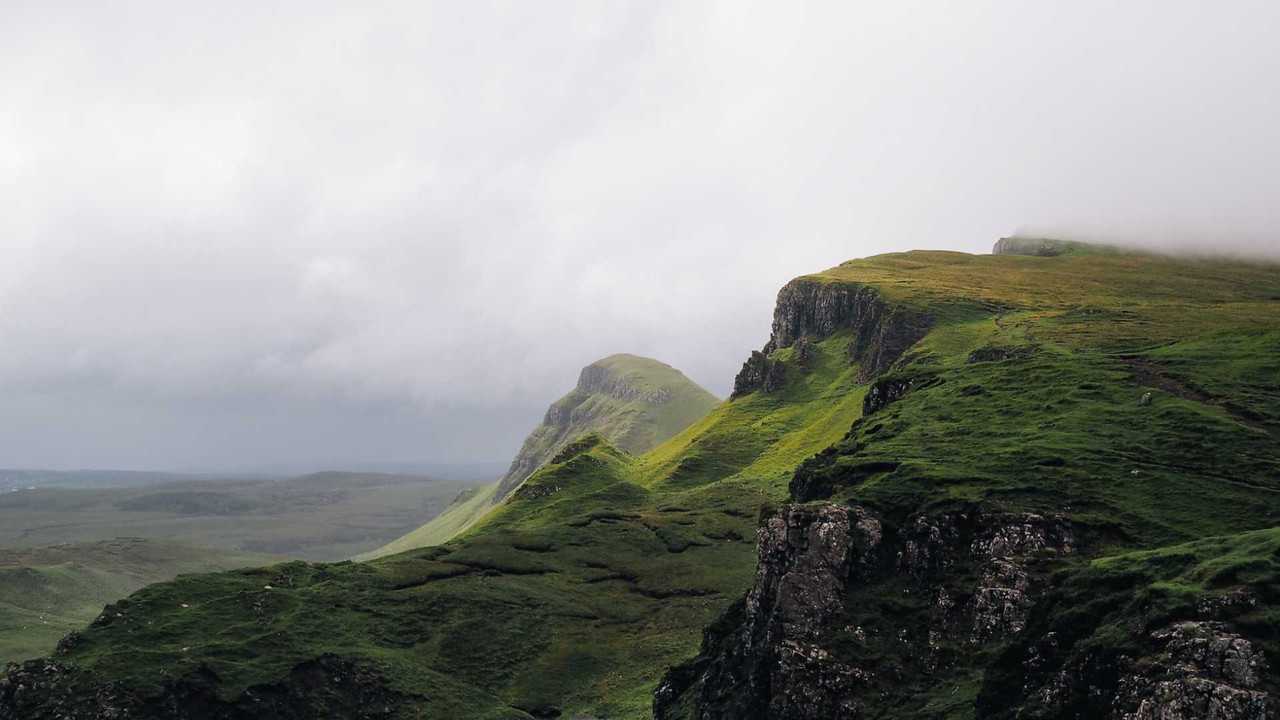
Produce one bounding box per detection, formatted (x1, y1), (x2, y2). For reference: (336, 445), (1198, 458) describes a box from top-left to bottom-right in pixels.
(356, 482), (500, 560)
(493, 353), (721, 501)
(363, 354), (719, 559)
(3, 244), (1278, 719)
(0, 539), (276, 665)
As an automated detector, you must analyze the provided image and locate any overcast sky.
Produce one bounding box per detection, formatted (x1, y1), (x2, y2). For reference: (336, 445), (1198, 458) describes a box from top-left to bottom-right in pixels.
(2, 1), (1278, 472)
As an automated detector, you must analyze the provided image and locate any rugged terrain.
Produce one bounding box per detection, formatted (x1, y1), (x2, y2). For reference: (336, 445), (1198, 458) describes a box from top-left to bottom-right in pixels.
(365, 354), (719, 558)
(3, 240), (1279, 719)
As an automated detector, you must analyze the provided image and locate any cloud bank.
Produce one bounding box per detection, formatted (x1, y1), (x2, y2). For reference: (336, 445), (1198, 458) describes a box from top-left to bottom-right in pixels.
(1, 1), (1277, 470)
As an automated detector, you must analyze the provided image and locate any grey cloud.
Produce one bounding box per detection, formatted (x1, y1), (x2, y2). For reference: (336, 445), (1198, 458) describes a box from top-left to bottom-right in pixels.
(1, 1), (1277, 470)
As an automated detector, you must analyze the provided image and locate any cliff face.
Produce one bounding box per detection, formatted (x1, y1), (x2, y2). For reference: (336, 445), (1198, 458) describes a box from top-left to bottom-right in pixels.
(494, 354), (718, 502)
(655, 505), (1076, 720)
(732, 278), (929, 397)
(660, 244), (1280, 719)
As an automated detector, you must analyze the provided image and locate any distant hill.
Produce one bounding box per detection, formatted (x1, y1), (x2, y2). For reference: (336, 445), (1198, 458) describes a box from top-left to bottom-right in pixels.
(362, 354), (719, 559)
(0, 471), (482, 561)
(6, 243), (1280, 719)
(493, 354), (719, 502)
(0, 539), (276, 665)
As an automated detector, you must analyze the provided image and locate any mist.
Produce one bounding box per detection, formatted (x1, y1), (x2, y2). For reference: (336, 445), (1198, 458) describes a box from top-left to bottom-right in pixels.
(2, 1), (1278, 471)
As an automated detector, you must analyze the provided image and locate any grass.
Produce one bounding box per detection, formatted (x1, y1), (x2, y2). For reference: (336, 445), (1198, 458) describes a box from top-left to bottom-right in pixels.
(357, 482), (500, 560)
(9, 246), (1280, 719)
(368, 354), (720, 557)
(0, 539), (276, 665)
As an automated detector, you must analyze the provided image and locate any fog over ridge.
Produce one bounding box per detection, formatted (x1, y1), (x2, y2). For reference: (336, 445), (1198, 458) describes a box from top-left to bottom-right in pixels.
(2, 1), (1278, 470)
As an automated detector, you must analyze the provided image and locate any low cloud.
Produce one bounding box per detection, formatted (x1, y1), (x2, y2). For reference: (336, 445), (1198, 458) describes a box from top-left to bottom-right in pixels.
(1, 1), (1277, 469)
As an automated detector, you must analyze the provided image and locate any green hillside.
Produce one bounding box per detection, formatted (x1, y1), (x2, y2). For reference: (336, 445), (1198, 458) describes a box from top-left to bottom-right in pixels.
(363, 354), (719, 558)
(4, 244), (1279, 719)
(494, 353), (721, 500)
(0, 539), (276, 665)
(355, 482), (499, 560)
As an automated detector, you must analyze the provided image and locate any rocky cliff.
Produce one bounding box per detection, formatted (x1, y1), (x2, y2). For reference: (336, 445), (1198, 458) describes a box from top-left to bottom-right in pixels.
(732, 278), (930, 397)
(655, 504), (1077, 720)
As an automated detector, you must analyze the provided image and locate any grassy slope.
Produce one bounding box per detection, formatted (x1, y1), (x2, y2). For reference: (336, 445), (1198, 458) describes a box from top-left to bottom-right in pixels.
(354, 482), (499, 560)
(13, 247), (1280, 719)
(38, 337), (865, 718)
(0, 539), (276, 665)
(366, 355), (720, 559)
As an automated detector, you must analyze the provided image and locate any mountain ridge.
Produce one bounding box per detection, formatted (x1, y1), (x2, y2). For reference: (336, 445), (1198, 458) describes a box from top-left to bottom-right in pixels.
(4, 241), (1279, 719)
(361, 353), (719, 559)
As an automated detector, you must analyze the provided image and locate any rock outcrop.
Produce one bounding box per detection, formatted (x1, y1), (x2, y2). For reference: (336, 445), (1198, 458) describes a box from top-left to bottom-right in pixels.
(732, 278), (930, 397)
(655, 504), (1074, 720)
(1113, 622), (1270, 720)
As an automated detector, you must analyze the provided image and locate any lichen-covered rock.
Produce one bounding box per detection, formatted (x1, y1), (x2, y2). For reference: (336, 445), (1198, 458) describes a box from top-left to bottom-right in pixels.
(655, 504), (883, 720)
(732, 350), (788, 397)
(656, 506), (1074, 720)
(1112, 622), (1271, 720)
(988, 607), (1274, 719)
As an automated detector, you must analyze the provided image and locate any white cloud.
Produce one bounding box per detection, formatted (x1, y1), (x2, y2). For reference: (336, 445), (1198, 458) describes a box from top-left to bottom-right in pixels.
(0, 0), (1277, 469)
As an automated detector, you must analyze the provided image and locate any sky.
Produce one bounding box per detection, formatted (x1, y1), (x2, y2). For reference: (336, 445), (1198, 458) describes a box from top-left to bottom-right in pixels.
(1, 1), (1278, 472)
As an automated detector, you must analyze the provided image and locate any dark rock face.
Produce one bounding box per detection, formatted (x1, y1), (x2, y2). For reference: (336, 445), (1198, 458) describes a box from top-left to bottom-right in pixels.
(655, 505), (1074, 720)
(732, 351), (788, 397)
(1007, 621), (1274, 720)
(1113, 622), (1270, 720)
(862, 374), (940, 416)
(732, 279), (930, 397)
(654, 504), (884, 720)
(966, 346), (1035, 364)
(0, 655), (404, 720)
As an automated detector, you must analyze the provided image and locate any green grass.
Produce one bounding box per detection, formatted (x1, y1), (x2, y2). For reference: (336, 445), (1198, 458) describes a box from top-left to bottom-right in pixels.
(0, 539), (276, 665)
(978, 526), (1280, 716)
(368, 354), (720, 557)
(10, 246), (1280, 719)
(357, 482), (500, 560)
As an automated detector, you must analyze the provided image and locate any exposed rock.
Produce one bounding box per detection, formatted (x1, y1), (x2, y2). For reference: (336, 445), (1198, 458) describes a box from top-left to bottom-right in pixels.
(862, 374), (940, 415)
(967, 346), (1035, 364)
(793, 336), (816, 369)
(732, 351), (788, 398)
(1112, 622), (1271, 720)
(732, 278), (931, 397)
(992, 238), (1096, 257)
(656, 506), (1074, 720)
(995, 615), (1274, 719)
(655, 504), (883, 720)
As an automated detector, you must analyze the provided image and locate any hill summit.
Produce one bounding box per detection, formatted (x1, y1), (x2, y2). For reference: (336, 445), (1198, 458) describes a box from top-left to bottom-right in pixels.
(493, 354), (719, 503)
(363, 353), (718, 558)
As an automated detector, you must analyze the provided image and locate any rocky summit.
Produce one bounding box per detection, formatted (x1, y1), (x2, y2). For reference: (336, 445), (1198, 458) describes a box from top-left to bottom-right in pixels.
(3, 241), (1279, 719)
